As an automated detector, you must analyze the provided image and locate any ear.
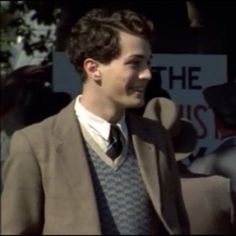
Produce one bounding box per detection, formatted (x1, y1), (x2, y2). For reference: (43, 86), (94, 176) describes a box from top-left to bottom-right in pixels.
(83, 58), (101, 81)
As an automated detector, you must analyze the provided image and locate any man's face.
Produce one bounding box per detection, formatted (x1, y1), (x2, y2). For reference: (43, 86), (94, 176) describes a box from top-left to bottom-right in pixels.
(98, 31), (152, 110)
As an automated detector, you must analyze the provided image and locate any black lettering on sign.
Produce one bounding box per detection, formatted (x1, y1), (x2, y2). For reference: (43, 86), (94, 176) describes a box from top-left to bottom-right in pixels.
(189, 67), (202, 90)
(169, 67), (186, 89)
(194, 105), (207, 138)
(180, 104), (222, 141)
(152, 66), (202, 90)
(179, 104), (208, 139)
(153, 66), (167, 76)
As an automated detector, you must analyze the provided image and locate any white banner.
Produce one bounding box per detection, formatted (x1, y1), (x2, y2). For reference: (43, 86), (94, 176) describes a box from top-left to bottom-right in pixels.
(151, 54), (227, 156)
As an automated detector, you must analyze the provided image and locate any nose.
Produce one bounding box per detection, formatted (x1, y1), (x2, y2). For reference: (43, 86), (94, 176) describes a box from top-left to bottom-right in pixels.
(139, 67), (152, 81)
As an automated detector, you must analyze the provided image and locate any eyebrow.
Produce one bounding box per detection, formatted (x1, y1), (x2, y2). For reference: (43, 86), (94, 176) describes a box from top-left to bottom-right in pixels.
(125, 54), (153, 61)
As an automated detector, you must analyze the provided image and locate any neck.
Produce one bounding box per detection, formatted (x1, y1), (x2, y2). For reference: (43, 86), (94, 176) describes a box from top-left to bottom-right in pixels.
(80, 89), (124, 124)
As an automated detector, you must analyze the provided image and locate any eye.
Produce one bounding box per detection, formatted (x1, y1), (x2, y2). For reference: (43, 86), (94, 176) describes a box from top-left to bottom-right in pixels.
(128, 61), (141, 68)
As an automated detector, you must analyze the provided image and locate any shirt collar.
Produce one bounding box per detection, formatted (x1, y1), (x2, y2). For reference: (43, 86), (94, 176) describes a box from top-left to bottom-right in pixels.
(74, 95), (128, 142)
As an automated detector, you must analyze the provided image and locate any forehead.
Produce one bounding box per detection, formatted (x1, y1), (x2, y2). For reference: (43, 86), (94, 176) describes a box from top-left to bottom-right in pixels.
(118, 31), (152, 60)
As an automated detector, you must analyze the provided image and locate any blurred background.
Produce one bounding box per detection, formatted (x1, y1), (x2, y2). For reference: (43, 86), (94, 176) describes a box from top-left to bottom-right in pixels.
(1, 0), (236, 81)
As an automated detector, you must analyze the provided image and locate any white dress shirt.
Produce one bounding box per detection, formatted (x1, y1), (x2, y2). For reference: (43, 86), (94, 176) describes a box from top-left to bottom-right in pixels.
(74, 95), (129, 169)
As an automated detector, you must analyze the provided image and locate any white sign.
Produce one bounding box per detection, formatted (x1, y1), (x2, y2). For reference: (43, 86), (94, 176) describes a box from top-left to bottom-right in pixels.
(53, 52), (81, 97)
(151, 54), (227, 156)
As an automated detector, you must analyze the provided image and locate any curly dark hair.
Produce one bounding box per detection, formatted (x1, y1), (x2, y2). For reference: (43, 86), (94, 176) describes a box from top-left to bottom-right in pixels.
(66, 8), (154, 81)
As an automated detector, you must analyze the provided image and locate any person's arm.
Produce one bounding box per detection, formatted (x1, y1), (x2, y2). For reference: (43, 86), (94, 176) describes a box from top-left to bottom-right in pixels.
(1, 131), (44, 235)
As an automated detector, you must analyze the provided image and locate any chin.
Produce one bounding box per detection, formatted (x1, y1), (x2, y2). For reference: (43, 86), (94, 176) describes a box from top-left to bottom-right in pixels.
(128, 99), (144, 108)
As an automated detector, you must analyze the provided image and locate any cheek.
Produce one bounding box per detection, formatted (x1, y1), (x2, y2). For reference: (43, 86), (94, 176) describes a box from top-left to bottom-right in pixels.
(116, 75), (134, 94)
(102, 67), (136, 93)
(119, 70), (137, 85)
(101, 76), (124, 96)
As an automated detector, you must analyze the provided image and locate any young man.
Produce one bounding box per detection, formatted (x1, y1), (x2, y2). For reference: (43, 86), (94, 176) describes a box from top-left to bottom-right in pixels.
(1, 8), (189, 235)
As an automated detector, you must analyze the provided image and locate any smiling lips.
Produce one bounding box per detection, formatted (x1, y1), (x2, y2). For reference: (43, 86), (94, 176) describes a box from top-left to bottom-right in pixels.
(129, 86), (146, 94)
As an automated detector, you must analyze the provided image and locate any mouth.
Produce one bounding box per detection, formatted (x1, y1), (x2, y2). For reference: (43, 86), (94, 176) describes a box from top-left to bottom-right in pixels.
(129, 86), (146, 94)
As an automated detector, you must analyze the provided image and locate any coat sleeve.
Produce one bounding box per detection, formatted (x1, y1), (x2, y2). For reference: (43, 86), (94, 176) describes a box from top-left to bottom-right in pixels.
(1, 130), (44, 235)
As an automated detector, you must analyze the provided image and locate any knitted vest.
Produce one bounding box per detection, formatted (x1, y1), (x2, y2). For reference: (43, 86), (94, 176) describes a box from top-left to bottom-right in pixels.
(84, 141), (161, 235)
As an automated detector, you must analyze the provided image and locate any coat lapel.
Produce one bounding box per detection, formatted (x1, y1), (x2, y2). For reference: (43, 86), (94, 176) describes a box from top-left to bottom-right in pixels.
(131, 134), (162, 214)
(53, 101), (101, 234)
(127, 113), (183, 234)
(127, 113), (162, 214)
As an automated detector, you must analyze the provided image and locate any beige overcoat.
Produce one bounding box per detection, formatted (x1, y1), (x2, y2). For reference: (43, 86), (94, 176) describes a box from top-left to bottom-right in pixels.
(1, 101), (189, 235)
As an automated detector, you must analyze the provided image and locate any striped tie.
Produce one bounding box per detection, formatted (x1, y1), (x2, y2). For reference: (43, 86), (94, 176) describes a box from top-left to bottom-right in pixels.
(106, 125), (124, 160)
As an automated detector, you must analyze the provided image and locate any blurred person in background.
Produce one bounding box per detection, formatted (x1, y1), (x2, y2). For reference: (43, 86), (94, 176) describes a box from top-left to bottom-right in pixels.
(188, 82), (236, 190)
(188, 82), (236, 218)
(144, 96), (236, 234)
(1, 65), (71, 165)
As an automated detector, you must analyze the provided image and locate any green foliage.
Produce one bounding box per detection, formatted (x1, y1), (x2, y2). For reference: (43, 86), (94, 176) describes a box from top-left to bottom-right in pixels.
(0, 1), (60, 75)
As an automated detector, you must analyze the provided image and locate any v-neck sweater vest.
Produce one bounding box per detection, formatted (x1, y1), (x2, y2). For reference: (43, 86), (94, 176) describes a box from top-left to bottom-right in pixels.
(81, 124), (164, 235)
